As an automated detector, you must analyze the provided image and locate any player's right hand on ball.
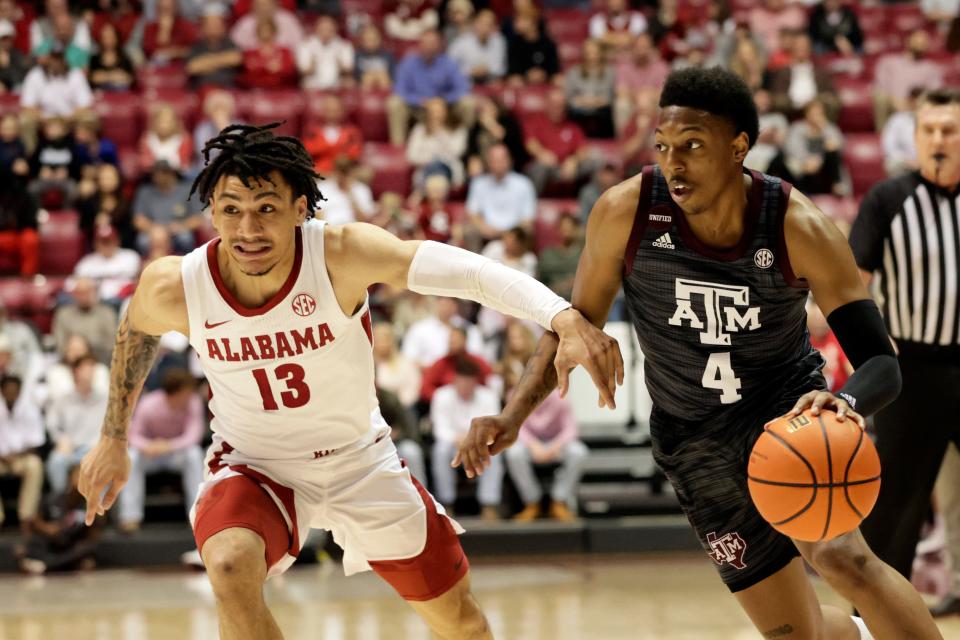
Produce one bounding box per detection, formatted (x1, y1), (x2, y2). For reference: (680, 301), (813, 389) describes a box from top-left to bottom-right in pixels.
(452, 414), (519, 478)
(79, 436), (131, 526)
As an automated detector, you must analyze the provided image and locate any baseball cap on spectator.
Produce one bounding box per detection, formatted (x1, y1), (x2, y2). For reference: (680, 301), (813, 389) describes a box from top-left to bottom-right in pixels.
(94, 225), (119, 243)
(0, 20), (14, 40)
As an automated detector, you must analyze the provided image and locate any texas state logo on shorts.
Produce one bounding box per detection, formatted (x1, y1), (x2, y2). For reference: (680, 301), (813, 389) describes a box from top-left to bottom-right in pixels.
(707, 531), (748, 570)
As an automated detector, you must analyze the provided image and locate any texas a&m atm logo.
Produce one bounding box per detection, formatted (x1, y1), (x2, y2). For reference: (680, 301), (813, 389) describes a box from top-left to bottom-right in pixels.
(668, 279), (761, 346)
(707, 531), (748, 570)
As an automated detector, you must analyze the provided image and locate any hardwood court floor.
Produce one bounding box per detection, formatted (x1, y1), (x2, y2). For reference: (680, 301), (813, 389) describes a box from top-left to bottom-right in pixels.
(0, 553), (957, 639)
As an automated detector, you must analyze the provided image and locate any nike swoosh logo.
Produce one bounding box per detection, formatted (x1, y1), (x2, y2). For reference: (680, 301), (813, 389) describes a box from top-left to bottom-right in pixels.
(454, 554), (464, 572)
(204, 320), (231, 329)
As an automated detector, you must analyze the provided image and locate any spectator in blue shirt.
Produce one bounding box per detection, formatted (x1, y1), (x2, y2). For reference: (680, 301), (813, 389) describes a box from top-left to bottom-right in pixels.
(386, 29), (475, 146)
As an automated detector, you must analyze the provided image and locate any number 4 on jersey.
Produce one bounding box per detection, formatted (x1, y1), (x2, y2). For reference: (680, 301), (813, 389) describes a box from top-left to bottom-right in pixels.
(702, 352), (742, 404)
(253, 364), (311, 410)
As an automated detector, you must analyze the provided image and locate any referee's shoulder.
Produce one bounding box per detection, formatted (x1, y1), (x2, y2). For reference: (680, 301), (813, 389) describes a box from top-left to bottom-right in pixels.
(861, 171), (920, 210)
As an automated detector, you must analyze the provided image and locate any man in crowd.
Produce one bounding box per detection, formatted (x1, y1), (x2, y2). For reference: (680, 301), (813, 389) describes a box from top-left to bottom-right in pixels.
(117, 369), (205, 533)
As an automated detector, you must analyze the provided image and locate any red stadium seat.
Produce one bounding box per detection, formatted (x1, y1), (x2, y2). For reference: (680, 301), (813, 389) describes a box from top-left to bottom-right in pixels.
(0, 279), (29, 315)
(38, 209), (86, 275)
(355, 89), (391, 143)
(835, 78), (875, 133)
(583, 139), (625, 172)
(886, 5), (930, 33)
(137, 64), (189, 91)
(93, 91), (143, 147)
(843, 133), (885, 198)
(363, 143), (411, 197)
(544, 9), (590, 41)
(810, 195), (859, 225)
(863, 33), (904, 55)
(237, 90), (305, 137)
(853, 6), (887, 34)
(24, 276), (66, 334)
(0, 92), (20, 118)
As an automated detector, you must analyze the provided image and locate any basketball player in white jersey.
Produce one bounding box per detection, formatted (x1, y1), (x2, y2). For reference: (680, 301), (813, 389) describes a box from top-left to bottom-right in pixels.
(77, 123), (624, 640)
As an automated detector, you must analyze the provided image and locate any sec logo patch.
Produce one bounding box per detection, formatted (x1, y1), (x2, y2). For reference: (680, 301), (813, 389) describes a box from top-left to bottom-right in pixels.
(292, 293), (317, 317)
(754, 248), (774, 269)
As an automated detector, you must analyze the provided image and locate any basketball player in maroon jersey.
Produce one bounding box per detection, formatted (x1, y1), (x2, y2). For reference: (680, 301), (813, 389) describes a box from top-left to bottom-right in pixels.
(457, 68), (942, 638)
(78, 124), (624, 640)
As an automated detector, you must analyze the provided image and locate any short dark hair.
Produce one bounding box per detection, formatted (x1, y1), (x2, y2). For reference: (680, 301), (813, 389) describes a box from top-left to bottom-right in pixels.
(918, 88), (960, 109)
(71, 354), (98, 371)
(659, 67), (759, 149)
(161, 368), (197, 395)
(506, 226), (529, 245)
(190, 123), (323, 216)
(453, 356), (481, 378)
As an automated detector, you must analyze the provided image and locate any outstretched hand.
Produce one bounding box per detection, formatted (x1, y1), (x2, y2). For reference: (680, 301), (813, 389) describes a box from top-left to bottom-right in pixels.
(78, 437), (131, 526)
(552, 309), (624, 409)
(452, 414), (519, 478)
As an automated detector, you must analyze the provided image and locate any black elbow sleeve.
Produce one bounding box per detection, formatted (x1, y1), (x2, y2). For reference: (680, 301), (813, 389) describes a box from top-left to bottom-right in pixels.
(825, 299), (901, 416)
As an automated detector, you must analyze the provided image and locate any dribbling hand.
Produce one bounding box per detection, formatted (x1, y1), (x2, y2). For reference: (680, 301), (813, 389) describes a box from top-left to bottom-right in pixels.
(78, 437), (132, 526)
(452, 414), (520, 479)
(788, 390), (865, 429)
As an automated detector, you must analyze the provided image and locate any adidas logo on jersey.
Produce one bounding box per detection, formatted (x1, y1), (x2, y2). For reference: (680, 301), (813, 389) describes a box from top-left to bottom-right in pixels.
(653, 233), (675, 250)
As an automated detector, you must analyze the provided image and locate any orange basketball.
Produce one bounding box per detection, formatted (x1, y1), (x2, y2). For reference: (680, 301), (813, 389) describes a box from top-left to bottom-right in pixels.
(747, 409), (881, 542)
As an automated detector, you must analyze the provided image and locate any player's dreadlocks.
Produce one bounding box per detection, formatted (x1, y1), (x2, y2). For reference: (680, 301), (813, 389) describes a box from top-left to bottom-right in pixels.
(190, 122), (323, 216)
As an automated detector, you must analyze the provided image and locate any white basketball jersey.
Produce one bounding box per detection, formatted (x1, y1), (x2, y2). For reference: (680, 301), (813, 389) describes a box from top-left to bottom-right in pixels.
(181, 219), (387, 459)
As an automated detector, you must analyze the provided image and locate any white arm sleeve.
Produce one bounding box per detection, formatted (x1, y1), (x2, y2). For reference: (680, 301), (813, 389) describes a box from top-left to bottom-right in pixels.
(407, 241), (572, 332)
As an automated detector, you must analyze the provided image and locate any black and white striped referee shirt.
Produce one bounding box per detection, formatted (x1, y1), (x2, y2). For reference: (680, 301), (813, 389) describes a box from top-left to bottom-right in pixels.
(849, 172), (960, 359)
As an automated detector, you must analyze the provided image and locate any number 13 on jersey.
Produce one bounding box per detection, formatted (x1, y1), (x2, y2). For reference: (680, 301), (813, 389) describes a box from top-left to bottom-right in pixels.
(702, 352), (742, 404)
(252, 364), (311, 410)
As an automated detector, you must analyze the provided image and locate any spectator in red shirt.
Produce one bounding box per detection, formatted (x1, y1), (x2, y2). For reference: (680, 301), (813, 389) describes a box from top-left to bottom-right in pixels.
(239, 18), (298, 89)
(303, 94), (363, 175)
(142, 0), (198, 64)
(0, 0), (32, 54)
(415, 173), (463, 245)
(420, 326), (494, 403)
(523, 88), (592, 194)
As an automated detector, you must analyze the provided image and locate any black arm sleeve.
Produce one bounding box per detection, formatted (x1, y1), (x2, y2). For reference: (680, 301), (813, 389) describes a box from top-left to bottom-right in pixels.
(827, 299), (901, 417)
(847, 185), (888, 272)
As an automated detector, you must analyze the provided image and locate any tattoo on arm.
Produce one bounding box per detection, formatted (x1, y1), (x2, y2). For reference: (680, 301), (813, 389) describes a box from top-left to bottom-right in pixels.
(502, 333), (560, 424)
(762, 624), (795, 639)
(101, 313), (160, 440)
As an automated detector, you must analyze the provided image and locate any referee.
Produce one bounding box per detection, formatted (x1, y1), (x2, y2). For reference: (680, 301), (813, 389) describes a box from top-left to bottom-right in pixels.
(850, 89), (960, 584)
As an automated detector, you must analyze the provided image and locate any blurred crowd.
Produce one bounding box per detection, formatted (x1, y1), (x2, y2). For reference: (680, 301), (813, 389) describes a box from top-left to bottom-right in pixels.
(0, 0), (958, 573)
